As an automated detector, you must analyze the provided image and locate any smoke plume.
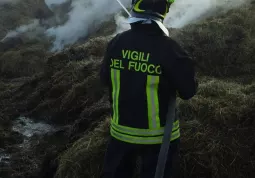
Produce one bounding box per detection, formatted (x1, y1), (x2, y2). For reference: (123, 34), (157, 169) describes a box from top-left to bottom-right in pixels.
(44, 0), (69, 10)
(1, 20), (40, 42)
(115, 0), (249, 33)
(164, 0), (248, 28)
(1, 0), (250, 52)
(45, 0), (130, 51)
(1, 0), (130, 51)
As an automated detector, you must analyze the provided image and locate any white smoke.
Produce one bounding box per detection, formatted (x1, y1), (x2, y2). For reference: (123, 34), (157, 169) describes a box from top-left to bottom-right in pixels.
(164, 0), (248, 28)
(114, 13), (131, 34)
(1, 0), (130, 51)
(45, 0), (130, 51)
(45, 0), (68, 7)
(115, 0), (249, 33)
(1, 0), (249, 52)
(1, 20), (40, 42)
(164, 0), (213, 28)
(44, 0), (69, 11)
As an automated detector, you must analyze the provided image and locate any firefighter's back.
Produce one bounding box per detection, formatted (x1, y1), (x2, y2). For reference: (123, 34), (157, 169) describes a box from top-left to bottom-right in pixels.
(107, 22), (183, 144)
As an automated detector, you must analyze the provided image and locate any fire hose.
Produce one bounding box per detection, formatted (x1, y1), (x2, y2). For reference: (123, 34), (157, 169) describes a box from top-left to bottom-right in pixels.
(154, 96), (176, 178)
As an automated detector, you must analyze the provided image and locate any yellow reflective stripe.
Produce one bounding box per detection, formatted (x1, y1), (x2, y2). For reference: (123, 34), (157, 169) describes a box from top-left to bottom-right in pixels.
(133, 0), (145, 12)
(146, 75), (161, 129)
(163, 4), (169, 17)
(173, 120), (179, 131)
(111, 119), (179, 136)
(133, 0), (174, 18)
(111, 120), (164, 136)
(111, 69), (120, 123)
(171, 129), (181, 141)
(110, 127), (180, 144)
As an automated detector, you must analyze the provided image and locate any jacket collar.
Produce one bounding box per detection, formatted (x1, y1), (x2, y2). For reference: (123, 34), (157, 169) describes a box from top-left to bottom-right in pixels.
(126, 17), (169, 37)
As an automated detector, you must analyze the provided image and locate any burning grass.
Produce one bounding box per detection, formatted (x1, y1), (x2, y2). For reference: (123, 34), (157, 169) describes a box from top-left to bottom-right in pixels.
(54, 77), (255, 178)
(0, 2), (254, 178)
(170, 3), (255, 80)
(0, 0), (53, 39)
(0, 36), (111, 178)
(53, 3), (255, 178)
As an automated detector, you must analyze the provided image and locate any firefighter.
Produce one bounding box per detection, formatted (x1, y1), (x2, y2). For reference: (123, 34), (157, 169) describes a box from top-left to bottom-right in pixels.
(99, 0), (198, 177)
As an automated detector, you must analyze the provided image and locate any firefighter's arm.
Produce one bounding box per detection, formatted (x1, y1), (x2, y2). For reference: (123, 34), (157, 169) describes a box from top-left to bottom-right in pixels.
(167, 43), (198, 100)
(172, 57), (198, 100)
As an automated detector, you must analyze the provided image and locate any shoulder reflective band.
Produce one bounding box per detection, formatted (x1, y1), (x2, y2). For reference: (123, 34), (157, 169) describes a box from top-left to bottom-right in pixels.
(146, 75), (161, 129)
(111, 69), (121, 124)
(110, 126), (180, 144)
(111, 119), (180, 136)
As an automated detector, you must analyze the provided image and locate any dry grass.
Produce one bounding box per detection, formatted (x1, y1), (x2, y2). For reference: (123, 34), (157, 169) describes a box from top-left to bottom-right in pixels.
(55, 119), (110, 178)
(178, 78), (255, 178)
(0, 43), (48, 78)
(0, 36), (111, 178)
(0, 0), (53, 39)
(170, 3), (255, 80)
(55, 77), (255, 178)
(0, 2), (254, 178)
(52, 3), (255, 178)
(0, 36), (111, 127)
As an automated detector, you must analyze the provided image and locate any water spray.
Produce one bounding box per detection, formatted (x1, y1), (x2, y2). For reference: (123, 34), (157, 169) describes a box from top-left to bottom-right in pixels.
(116, 0), (131, 17)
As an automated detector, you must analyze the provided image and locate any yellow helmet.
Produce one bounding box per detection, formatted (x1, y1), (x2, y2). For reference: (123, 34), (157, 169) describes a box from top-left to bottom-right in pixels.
(130, 0), (175, 22)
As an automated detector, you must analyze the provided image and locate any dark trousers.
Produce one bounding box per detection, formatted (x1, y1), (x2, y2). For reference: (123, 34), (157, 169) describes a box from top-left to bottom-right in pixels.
(100, 137), (180, 178)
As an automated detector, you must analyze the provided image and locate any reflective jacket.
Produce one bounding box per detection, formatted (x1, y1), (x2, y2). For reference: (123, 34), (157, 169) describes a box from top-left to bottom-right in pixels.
(100, 23), (197, 144)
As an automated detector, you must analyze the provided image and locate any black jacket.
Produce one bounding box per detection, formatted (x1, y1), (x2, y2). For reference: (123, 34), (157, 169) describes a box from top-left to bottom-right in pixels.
(100, 22), (197, 129)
